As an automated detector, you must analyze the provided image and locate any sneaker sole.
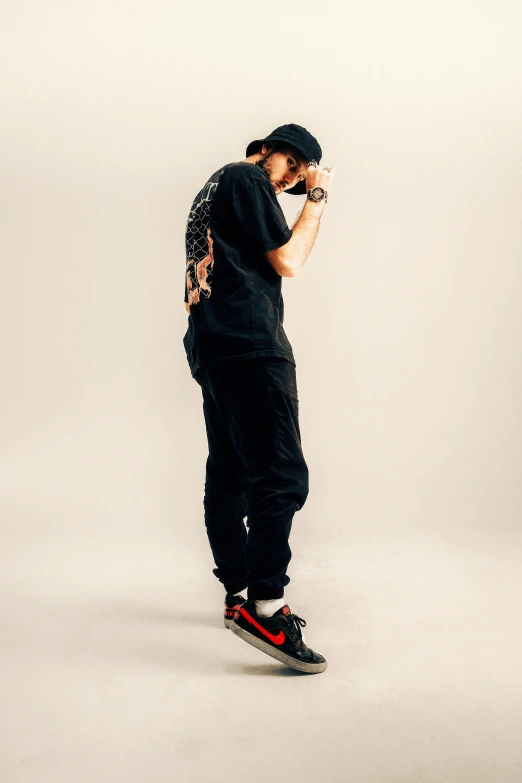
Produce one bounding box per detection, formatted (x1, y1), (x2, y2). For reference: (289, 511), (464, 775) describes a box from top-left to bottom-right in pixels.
(229, 622), (327, 674)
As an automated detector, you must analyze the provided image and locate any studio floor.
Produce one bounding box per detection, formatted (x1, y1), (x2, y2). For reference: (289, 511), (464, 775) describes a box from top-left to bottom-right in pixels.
(2, 419), (521, 783)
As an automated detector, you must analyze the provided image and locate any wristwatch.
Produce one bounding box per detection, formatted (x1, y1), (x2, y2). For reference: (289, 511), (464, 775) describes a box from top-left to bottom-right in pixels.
(307, 186), (328, 204)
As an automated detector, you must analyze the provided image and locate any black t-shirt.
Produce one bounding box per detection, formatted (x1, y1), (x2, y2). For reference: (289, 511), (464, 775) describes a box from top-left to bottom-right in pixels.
(182, 161), (296, 378)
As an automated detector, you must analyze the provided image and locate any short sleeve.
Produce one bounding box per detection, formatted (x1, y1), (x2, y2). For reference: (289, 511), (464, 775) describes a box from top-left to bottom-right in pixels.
(229, 181), (292, 253)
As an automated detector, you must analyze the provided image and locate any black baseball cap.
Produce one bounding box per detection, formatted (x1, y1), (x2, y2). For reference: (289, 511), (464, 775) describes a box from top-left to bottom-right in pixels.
(245, 123), (322, 195)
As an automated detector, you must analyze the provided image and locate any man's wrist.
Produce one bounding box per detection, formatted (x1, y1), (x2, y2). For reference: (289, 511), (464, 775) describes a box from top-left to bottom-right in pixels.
(303, 198), (326, 218)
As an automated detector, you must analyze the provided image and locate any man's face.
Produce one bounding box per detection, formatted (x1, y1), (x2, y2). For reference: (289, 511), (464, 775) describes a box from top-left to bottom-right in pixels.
(255, 145), (309, 195)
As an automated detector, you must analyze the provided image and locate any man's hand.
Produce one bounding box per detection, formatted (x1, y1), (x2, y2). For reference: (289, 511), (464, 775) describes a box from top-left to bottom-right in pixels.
(306, 164), (337, 195)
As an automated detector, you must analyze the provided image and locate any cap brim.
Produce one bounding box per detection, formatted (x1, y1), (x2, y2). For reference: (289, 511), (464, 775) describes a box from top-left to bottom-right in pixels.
(284, 180), (307, 196)
(245, 139), (263, 158)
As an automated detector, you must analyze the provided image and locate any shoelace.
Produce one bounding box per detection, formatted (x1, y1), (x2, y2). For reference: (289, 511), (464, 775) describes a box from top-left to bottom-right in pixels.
(287, 613), (307, 647)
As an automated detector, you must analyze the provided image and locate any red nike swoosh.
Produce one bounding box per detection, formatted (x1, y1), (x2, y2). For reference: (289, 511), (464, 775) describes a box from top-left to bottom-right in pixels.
(239, 607), (285, 645)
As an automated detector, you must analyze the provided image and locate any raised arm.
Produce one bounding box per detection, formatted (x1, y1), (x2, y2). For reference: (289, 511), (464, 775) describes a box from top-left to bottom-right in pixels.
(266, 164), (336, 277)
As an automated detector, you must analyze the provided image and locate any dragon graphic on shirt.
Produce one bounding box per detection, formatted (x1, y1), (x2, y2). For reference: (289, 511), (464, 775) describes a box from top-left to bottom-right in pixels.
(185, 176), (222, 313)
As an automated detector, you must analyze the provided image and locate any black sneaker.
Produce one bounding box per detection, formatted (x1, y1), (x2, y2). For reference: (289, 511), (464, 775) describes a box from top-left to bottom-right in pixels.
(223, 594), (247, 628)
(229, 599), (327, 674)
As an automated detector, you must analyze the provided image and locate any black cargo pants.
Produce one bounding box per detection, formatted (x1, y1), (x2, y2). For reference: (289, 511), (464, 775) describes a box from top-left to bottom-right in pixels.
(194, 356), (309, 600)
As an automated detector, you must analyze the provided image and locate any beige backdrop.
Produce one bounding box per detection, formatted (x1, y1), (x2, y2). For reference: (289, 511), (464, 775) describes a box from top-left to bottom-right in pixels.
(1, 1), (522, 782)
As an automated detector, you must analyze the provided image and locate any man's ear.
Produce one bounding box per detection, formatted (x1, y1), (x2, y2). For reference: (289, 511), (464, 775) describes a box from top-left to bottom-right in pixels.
(261, 143), (274, 156)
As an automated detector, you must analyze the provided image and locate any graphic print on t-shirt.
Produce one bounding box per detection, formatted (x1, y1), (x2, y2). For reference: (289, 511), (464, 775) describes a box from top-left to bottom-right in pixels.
(182, 161), (297, 376)
(185, 174), (224, 309)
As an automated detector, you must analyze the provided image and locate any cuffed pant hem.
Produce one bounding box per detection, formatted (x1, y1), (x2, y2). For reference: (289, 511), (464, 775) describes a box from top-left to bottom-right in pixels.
(224, 586), (248, 596)
(247, 588), (285, 601)
(223, 580), (248, 594)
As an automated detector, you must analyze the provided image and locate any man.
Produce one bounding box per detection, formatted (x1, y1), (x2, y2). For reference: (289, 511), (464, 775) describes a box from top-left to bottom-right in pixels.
(183, 123), (335, 674)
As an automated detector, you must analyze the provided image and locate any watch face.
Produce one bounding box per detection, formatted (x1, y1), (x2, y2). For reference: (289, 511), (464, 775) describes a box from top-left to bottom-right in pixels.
(311, 187), (325, 199)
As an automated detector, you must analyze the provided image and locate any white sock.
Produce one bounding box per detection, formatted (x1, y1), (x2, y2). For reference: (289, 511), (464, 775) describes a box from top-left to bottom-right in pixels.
(255, 598), (285, 617)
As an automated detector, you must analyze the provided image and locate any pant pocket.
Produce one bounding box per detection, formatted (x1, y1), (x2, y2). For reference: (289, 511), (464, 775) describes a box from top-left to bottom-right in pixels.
(264, 358), (299, 402)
